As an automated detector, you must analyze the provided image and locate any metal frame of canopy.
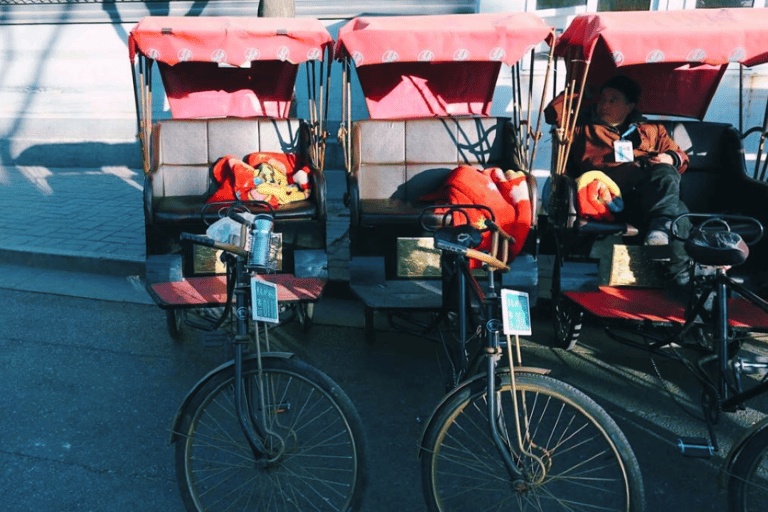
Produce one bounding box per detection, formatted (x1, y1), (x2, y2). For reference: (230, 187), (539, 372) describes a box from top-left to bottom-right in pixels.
(129, 16), (335, 173)
(550, 8), (768, 180)
(335, 11), (556, 176)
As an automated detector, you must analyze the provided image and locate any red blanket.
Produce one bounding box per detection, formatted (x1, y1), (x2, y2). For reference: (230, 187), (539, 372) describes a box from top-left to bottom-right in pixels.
(207, 152), (311, 207)
(421, 165), (533, 267)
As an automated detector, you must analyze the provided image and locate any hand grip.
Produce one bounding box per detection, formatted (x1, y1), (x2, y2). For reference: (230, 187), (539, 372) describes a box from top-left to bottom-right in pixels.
(465, 247), (509, 271)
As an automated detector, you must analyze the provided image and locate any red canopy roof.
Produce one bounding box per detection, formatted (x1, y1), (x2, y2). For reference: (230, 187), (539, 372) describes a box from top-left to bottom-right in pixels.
(336, 12), (553, 67)
(554, 8), (768, 119)
(336, 13), (554, 119)
(129, 16), (333, 66)
(129, 17), (333, 119)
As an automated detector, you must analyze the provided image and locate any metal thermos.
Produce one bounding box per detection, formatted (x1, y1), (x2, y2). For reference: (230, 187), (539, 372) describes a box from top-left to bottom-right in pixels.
(249, 214), (274, 270)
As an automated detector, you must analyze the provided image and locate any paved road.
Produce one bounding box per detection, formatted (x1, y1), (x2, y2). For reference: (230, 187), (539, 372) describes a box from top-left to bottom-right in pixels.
(2, 279), (768, 511)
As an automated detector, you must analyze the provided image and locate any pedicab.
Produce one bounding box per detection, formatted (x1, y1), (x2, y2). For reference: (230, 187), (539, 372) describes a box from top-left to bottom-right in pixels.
(545, 10), (768, 506)
(335, 12), (555, 341)
(545, 7), (768, 350)
(128, 16), (334, 335)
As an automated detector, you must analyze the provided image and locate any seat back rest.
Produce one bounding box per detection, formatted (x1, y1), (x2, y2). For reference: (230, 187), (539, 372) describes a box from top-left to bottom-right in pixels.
(352, 117), (515, 204)
(667, 121), (747, 214)
(151, 120), (209, 199)
(151, 118), (307, 201)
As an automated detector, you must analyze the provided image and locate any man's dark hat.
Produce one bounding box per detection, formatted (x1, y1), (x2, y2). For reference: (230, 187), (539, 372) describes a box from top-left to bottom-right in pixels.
(602, 75), (641, 104)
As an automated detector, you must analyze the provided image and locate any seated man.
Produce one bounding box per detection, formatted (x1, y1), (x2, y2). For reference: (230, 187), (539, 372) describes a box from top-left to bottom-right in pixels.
(556, 75), (692, 297)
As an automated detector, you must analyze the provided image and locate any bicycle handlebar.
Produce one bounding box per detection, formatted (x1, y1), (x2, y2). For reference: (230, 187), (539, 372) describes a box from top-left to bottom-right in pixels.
(433, 229), (510, 271)
(466, 247), (510, 271)
(419, 204), (495, 232)
(180, 232), (248, 258)
(200, 199), (274, 226)
(424, 205), (513, 271)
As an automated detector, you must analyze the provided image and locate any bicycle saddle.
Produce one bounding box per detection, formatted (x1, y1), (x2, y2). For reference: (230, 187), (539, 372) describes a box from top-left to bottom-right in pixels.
(685, 226), (749, 267)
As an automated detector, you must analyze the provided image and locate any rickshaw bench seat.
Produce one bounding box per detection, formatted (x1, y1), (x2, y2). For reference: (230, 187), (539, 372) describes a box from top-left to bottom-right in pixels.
(145, 117), (325, 227)
(349, 117), (528, 230)
(557, 121), (764, 238)
(153, 195), (319, 224)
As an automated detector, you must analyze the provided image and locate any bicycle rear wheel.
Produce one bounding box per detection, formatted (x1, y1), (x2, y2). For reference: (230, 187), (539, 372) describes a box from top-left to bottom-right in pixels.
(728, 424), (768, 512)
(175, 356), (367, 512)
(421, 371), (645, 511)
(553, 293), (584, 350)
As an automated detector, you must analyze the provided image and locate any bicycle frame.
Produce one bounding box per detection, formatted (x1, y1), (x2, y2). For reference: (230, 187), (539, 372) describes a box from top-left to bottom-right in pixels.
(230, 255), (275, 461)
(439, 232), (548, 484)
(168, 220), (294, 460)
(711, 272), (768, 412)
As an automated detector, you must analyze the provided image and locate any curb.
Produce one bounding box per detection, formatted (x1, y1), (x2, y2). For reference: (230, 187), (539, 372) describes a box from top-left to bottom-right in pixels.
(0, 246), (145, 278)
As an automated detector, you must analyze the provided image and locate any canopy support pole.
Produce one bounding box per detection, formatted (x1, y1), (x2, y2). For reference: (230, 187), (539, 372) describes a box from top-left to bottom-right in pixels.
(528, 41), (555, 174)
(135, 56), (153, 176)
(339, 59), (352, 175)
(556, 54), (590, 177)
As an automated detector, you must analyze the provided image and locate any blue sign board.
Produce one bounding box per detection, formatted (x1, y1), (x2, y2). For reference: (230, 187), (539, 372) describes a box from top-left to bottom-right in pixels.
(251, 277), (279, 324)
(501, 289), (532, 336)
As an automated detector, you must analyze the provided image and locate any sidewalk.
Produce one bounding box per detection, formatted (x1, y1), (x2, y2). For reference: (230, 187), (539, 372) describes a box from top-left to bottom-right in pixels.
(0, 164), (353, 311)
(0, 165), (146, 276)
(0, 164), (351, 277)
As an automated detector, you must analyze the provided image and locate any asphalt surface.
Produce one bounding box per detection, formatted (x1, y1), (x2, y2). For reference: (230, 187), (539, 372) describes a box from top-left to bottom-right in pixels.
(3, 281), (768, 511)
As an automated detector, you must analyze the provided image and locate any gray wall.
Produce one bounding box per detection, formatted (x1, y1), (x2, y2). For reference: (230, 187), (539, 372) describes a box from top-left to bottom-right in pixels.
(0, 1), (475, 170)
(2, 2), (767, 176)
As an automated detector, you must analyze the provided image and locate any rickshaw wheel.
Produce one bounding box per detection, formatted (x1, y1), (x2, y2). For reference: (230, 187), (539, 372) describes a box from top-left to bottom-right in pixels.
(298, 302), (315, 333)
(552, 293), (583, 350)
(166, 308), (184, 340)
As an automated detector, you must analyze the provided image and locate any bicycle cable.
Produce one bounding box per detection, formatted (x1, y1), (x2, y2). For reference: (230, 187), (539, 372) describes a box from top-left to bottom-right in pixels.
(648, 348), (711, 423)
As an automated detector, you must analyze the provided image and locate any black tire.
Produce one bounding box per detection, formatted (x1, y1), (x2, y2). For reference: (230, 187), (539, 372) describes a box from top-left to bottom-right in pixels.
(175, 357), (367, 512)
(166, 308), (183, 340)
(728, 424), (768, 512)
(297, 302), (315, 333)
(421, 371), (645, 511)
(553, 293), (583, 350)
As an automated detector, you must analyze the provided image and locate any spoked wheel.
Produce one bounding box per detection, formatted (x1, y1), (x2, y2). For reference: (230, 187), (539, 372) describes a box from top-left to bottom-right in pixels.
(421, 371), (645, 512)
(166, 308), (184, 340)
(728, 424), (768, 512)
(175, 357), (367, 512)
(552, 292), (584, 350)
(297, 301), (315, 333)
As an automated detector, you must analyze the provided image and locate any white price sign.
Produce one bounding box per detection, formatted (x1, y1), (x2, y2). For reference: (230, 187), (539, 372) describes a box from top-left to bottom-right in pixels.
(501, 289), (532, 336)
(251, 277), (279, 324)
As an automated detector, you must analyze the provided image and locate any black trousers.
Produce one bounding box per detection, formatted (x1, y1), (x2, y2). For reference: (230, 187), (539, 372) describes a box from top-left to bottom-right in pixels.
(614, 163), (692, 279)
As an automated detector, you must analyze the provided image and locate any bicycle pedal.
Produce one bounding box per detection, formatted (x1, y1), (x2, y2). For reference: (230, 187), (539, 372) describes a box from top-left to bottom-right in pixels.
(676, 437), (715, 458)
(203, 331), (231, 348)
(735, 356), (768, 374)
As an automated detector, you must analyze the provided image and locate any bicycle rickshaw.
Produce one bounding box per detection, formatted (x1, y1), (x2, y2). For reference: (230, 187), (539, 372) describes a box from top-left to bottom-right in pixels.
(129, 16), (333, 334)
(544, 8), (768, 510)
(335, 12), (554, 340)
(128, 18), (368, 512)
(337, 14), (647, 510)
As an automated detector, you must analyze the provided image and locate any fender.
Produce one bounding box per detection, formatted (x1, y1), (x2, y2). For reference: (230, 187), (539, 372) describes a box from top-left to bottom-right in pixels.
(169, 351), (294, 444)
(719, 415), (768, 488)
(417, 366), (549, 458)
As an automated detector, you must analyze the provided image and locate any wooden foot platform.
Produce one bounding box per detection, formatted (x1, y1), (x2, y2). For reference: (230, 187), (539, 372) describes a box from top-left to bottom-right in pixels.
(149, 274), (326, 309)
(565, 286), (768, 329)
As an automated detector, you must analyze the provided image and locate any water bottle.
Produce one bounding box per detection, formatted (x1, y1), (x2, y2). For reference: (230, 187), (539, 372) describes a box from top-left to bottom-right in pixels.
(249, 214), (274, 270)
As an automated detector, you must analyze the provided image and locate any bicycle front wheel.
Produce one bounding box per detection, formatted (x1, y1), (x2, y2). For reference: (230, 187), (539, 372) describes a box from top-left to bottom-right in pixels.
(728, 423), (768, 512)
(421, 371), (645, 511)
(175, 356), (367, 512)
